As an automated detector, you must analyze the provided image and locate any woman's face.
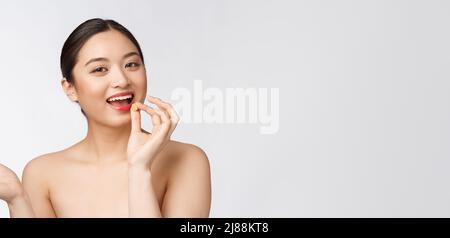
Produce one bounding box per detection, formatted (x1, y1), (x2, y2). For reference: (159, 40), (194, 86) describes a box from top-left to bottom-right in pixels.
(69, 30), (147, 127)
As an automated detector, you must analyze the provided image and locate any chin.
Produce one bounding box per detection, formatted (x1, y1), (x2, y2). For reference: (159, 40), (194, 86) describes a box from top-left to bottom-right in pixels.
(87, 109), (131, 128)
(107, 114), (131, 128)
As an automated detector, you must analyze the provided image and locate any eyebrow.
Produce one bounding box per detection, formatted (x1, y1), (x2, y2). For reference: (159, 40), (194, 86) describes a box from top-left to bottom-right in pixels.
(84, 52), (141, 66)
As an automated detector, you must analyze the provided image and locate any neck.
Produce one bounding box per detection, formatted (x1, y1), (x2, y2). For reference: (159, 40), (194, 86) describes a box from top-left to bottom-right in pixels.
(81, 119), (131, 163)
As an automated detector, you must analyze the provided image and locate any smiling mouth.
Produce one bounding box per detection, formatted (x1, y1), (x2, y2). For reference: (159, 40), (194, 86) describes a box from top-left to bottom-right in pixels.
(106, 94), (134, 111)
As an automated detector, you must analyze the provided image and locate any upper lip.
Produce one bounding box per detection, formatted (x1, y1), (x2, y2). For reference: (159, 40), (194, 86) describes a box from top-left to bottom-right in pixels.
(106, 91), (134, 101)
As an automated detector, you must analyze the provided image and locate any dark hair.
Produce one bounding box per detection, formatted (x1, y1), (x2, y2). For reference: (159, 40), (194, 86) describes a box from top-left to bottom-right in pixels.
(60, 18), (145, 83)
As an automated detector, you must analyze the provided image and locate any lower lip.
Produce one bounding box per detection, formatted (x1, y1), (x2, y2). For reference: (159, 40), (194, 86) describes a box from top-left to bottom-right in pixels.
(107, 102), (132, 111)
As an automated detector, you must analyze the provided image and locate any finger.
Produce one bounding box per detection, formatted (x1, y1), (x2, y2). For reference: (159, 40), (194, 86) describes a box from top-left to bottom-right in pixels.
(130, 103), (141, 133)
(146, 95), (180, 131)
(153, 107), (171, 134)
(146, 96), (172, 131)
(146, 96), (170, 121)
(146, 96), (178, 123)
(166, 104), (180, 133)
(134, 102), (162, 129)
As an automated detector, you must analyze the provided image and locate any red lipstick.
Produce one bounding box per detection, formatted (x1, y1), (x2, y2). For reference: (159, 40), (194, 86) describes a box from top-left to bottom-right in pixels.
(106, 91), (134, 112)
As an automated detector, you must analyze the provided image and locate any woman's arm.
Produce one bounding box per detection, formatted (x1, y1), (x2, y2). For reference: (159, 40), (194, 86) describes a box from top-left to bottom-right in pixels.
(127, 96), (177, 217)
(0, 163), (35, 218)
(22, 157), (57, 218)
(128, 145), (211, 218)
(7, 194), (34, 218)
(127, 96), (210, 217)
(128, 165), (162, 217)
(161, 145), (211, 217)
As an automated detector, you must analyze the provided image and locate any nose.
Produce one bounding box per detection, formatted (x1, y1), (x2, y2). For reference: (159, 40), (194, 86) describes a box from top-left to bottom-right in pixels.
(110, 66), (130, 88)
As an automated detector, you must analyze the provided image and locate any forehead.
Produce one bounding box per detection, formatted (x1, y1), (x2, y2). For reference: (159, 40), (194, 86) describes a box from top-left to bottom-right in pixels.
(77, 30), (139, 62)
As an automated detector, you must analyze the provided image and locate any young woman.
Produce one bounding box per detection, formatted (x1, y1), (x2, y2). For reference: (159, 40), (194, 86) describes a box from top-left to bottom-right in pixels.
(0, 18), (211, 218)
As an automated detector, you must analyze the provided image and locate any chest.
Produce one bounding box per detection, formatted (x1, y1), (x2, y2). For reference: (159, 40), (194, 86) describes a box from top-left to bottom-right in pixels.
(48, 162), (167, 217)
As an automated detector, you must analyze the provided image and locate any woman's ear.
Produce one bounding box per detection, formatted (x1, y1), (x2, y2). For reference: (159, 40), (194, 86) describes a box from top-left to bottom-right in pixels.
(61, 78), (79, 102)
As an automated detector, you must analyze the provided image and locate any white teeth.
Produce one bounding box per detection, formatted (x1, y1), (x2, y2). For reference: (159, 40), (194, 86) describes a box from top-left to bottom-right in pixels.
(107, 95), (133, 102)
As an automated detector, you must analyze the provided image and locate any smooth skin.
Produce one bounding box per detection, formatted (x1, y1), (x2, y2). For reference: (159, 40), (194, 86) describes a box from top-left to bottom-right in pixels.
(0, 164), (34, 217)
(0, 30), (211, 217)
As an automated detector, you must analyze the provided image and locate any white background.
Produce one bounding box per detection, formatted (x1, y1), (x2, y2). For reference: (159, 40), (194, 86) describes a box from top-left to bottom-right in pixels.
(1, 0), (450, 217)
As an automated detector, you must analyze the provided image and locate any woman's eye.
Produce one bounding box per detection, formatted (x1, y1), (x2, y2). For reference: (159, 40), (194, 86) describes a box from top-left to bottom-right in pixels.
(125, 62), (140, 68)
(91, 67), (107, 73)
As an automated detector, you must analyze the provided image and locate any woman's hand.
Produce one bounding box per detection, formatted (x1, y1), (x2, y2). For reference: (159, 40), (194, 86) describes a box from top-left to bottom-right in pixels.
(127, 95), (179, 169)
(0, 163), (35, 217)
(0, 163), (24, 204)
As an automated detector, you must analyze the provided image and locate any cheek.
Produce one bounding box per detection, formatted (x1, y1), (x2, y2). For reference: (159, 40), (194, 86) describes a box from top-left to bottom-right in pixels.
(77, 79), (109, 109)
(131, 72), (147, 99)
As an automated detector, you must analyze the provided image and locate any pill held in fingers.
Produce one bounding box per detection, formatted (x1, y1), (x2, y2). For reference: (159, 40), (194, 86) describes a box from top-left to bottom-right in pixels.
(131, 103), (139, 111)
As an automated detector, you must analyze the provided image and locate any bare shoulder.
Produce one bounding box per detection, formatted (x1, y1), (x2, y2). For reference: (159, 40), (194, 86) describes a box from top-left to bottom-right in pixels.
(22, 145), (78, 181)
(168, 140), (209, 161)
(21, 151), (62, 202)
(160, 140), (211, 177)
(22, 149), (74, 218)
(22, 151), (63, 180)
(159, 140), (212, 217)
